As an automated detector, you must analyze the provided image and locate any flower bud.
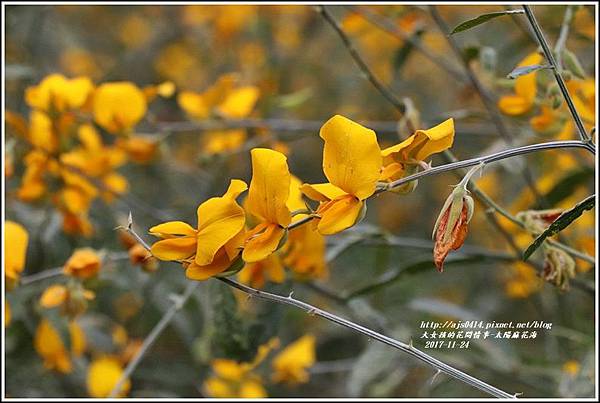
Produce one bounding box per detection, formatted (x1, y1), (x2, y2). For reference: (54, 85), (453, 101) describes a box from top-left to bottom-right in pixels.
(432, 185), (474, 272)
(562, 49), (586, 80)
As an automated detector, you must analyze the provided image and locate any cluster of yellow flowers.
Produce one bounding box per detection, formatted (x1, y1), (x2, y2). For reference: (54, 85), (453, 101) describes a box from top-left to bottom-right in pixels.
(149, 114), (455, 283)
(6, 74), (171, 236)
(204, 335), (316, 398)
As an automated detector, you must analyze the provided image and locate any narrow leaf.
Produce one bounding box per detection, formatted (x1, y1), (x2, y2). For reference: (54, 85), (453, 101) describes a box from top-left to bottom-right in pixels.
(524, 195), (595, 260)
(507, 64), (551, 79)
(450, 10), (525, 35)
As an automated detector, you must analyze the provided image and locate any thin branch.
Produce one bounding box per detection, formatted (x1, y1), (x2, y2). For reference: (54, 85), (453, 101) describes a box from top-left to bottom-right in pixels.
(108, 281), (198, 397)
(217, 276), (515, 399)
(317, 5), (408, 121)
(522, 5), (592, 144)
(553, 5), (575, 70)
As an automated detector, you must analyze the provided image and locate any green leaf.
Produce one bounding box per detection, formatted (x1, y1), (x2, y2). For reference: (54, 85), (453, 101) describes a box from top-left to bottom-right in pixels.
(507, 64), (551, 79)
(450, 10), (525, 35)
(524, 195), (595, 260)
(462, 46), (480, 64)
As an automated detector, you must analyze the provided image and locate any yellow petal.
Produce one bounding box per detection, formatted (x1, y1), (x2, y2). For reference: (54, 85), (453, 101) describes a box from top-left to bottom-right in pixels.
(409, 118), (455, 161)
(195, 183), (247, 266)
(317, 196), (363, 235)
(498, 95), (532, 116)
(151, 237), (196, 261)
(178, 91), (209, 119)
(5, 221), (29, 280)
(217, 86), (260, 118)
(224, 179), (248, 199)
(212, 359), (247, 380)
(320, 115), (381, 200)
(149, 221), (196, 238)
(40, 285), (68, 308)
(87, 356), (130, 398)
(186, 248), (237, 281)
(286, 175), (306, 212)
(245, 148), (291, 226)
(93, 82), (147, 133)
(300, 182), (347, 202)
(242, 223), (286, 263)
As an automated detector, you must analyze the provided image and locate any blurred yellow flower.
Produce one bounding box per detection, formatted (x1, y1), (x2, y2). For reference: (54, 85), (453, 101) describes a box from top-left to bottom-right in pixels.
(5, 300), (11, 327)
(271, 335), (316, 385)
(178, 73), (260, 119)
(25, 73), (94, 114)
(381, 118), (454, 186)
(93, 82), (147, 134)
(301, 115), (382, 235)
(243, 148), (291, 262)
(504, 262), (541, 299)
(63, 248), (102, 279)
(562, 360), (580, 376)
(204, 338), (279, 398)
(87, 356), (130, 398)
(5, 221), (29, 287)
(150, 179), (248, 280)
(498, 52), (544, 115)
(34, 319), (86, 373)
(202, 129), (247, 156)
(143, 81), (176, 102)
(39, 283), (95, 317)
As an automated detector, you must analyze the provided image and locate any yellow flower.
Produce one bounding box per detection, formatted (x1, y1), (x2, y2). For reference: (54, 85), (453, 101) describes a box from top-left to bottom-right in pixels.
(150, 179), (248, 280)
(93, 81), (147, 134)
(178, 73), (259, 119)
(238, 253), (285, 288)
(5, 221), (29, 287)
(39, 283), (95, 317)
(87, 356), (131, 398)
(562, 360), (580, 376)
(63, 248), (102, 279)
(28, 110), (58, 153)
(25, 73), (94, 114)
(380, 118), (455, 185)
(271, 335), (316, 385)
(34, 319), (86, 373)
(300, 115), (382, 235)
(204, 338), (279, 398)
(202, 129), (247, 156)
(498, 52), (544, 115)
(60, 124), (128, 202)
(243, 148), (292, 262)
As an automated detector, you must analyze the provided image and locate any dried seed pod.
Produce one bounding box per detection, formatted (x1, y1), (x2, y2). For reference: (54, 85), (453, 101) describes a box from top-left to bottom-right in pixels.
(542, 246), (576, 291)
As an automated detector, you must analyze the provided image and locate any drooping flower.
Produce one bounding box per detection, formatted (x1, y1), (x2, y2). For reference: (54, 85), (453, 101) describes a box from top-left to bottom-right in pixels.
(115, 135), (159, 164)
(34, 319), (86, 373)
(300, 115), (382, 235)
(271, 335), (316, 385)
(380, 118), (454, 191)
(93, 81), (147, 134)
(63, 248), (102, 279)
(242, 148), (292, 262)
(150, 179), (248, 280)
(5, 221), (29, 288)
(87, 356), (131, 398)
(498, 52), (544, 115)
(25, 73), (94, 114)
